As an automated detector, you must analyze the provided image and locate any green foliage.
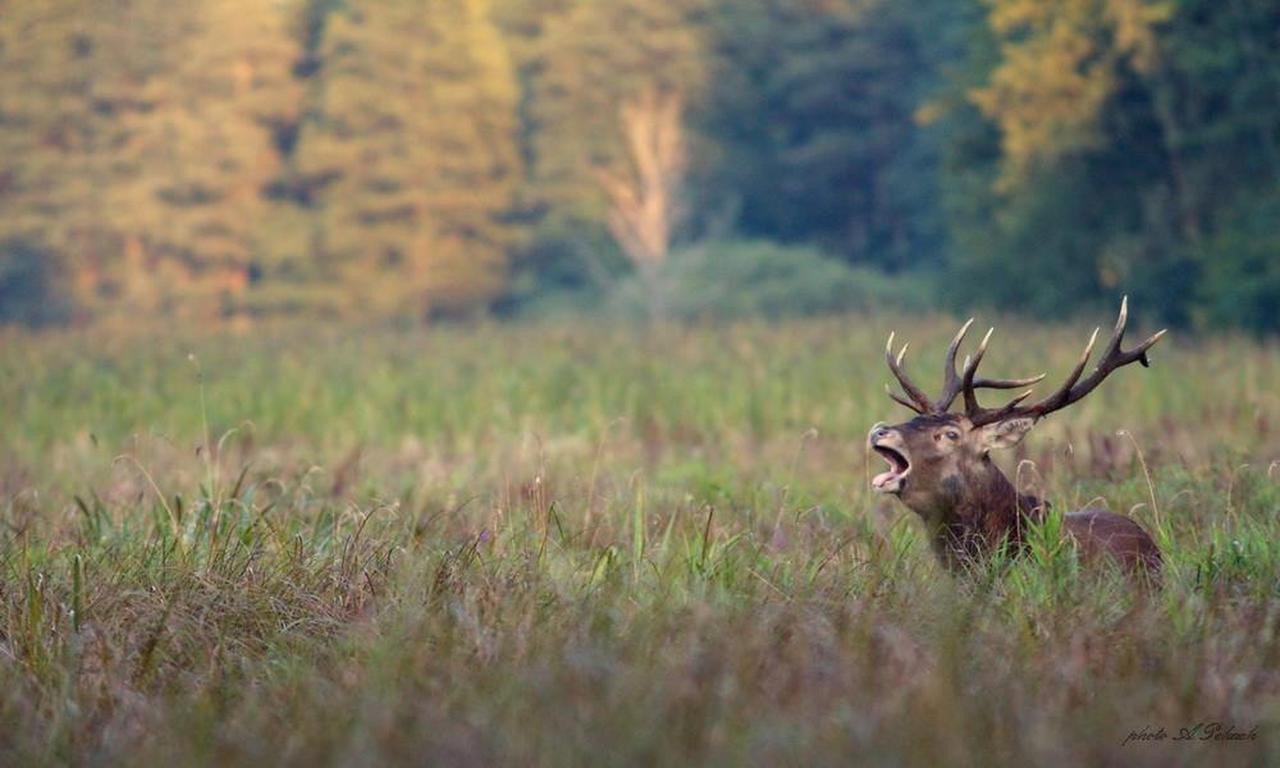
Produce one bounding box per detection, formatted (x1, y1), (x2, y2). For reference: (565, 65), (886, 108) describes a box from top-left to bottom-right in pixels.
(495, 218), (627, 319)
(940, 0), (1280, 330)
(610, 239), (934, 321)
(700, 0), (956, 270)
(1193, 190), (1280, 334)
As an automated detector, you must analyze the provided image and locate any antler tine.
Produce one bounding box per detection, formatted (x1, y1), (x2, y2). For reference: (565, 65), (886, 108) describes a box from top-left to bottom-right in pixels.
(1003, 326), (1099, 421)
(1101, 294), (1128, 361)
(1131, 327), (1168, 367)
(969, 297), (1168, 426)
(884, 332), (933, 413)
(884, 384), (926, 414)
(960, 328), (993, 417)
(983, 387), (1037, 422)
(937, 317), (1046, 410)
(935, 318), (974, 410)
(973, 372), (1047, 390)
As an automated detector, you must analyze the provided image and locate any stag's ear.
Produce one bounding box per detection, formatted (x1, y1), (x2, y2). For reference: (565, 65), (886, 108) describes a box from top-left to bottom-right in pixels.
(977, 417), (1035, 453)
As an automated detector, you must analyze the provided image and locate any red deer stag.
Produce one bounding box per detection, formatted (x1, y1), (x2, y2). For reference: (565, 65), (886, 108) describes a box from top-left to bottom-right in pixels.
(868, 298), (1166, 578)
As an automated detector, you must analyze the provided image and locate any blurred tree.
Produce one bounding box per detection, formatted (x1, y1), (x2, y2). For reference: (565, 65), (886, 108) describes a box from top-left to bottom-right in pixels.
(294, 0), (522, 317)
(496, 0), (707, 313)
(594, 88), (689, 319)
(1, 0), (1276, 330)
(595, 88), (688, 273)
(0, 0), (303, 322)
(700, 0), (954, 271)
(1157, 0), (1280, 332)
(971, 0), (1171, 190)
(0, 0), (157, 319)
(940, 0), (1183, 318)
(530, 0), (706, 230)
(490, 0), (577, 224)
(1194, 190), (1280, 333)
(109, 0), (305, 320)
(941, 0), (1280, 331)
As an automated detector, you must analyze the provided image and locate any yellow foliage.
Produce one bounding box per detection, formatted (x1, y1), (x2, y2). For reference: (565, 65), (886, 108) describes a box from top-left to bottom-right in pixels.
(0, 0), (304, 322)
(973, 0), (1172, 190)
(296, 0), (521, 318)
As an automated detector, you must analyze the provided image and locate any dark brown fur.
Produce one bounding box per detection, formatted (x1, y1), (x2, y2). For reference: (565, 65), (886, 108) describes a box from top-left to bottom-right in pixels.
(870, 414), (1162, 580)
(1062, 508), (1163, 576)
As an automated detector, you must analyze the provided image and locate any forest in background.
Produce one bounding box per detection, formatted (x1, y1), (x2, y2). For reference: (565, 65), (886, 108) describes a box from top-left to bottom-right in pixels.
(1, 0), (1277, 331)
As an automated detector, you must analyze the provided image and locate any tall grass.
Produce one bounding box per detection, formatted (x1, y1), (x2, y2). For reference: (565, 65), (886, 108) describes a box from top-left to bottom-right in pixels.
(0, 314), (1277, 765)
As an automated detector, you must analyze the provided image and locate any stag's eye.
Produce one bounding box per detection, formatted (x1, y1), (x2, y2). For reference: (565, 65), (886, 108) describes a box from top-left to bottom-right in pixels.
(942, 429), (960, 441)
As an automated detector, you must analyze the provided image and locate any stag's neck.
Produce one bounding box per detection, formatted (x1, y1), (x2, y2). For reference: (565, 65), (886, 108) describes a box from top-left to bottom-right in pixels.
(919, 459), (1045, 567)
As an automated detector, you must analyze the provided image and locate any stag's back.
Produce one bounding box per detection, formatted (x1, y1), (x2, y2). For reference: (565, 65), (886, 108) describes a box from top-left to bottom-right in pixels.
(1063, 509), (1162, 579)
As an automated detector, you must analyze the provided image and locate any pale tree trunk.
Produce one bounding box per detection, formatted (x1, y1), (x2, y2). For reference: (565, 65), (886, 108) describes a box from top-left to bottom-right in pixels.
(594, 87), (687, 320)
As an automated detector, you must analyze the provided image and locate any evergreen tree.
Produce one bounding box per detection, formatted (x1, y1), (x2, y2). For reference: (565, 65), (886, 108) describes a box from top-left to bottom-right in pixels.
(0, 0), (303, 322)
(109, 0), (305, 320)
(294, 0), (522, 317)
(0, 0), (167, 318)
(1160, 0), (1280, 331)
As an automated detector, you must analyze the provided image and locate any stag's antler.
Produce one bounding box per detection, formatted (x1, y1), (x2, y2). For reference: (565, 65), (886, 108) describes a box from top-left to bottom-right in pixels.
(884, 319), (1045, 416)
(883, 297), (1166, 423)
(960, 297), (1167, 427)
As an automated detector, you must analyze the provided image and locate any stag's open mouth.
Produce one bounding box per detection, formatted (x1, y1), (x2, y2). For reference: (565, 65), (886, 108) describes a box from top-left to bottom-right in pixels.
(871, 444), (911, 493)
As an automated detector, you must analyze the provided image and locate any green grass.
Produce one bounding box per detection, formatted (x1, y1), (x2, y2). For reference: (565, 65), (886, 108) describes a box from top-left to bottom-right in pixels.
(1, 315), (1279, 765)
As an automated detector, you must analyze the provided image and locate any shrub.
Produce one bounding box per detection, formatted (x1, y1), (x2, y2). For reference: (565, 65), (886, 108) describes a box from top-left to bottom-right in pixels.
(609, 239), (934, 321)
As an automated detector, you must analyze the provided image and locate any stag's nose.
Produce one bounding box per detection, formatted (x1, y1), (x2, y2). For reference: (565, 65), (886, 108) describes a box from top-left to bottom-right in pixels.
(869, 424), (893, 442)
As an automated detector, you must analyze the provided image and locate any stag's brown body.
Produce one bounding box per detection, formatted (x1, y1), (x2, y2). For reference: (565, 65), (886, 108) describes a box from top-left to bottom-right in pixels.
(869, 299), (1165, 579)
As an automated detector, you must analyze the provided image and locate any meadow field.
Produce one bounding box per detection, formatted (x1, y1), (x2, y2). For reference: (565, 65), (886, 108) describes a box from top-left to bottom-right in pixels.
(2, 314), (1279, 766)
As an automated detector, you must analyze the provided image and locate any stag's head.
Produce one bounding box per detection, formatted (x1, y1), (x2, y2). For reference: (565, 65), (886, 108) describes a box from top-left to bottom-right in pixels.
(868, 299), (1166, 515)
